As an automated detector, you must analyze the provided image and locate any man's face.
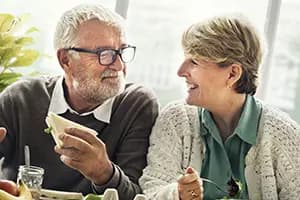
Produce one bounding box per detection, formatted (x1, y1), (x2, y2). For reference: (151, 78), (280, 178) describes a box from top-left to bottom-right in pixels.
(66, 19), (126, 105)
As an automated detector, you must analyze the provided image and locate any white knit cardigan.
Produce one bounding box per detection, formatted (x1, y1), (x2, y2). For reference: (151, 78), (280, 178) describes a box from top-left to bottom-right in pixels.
(139, 101), (300, 200)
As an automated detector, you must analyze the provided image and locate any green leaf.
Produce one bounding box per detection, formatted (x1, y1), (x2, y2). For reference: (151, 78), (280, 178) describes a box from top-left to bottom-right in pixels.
(44, 126), (53, 134)
(0, 72), (22, 92)
(84, 194), (103, 200)
(7, 49), (39, 67)
(0, 12), (40, 91)
(25, 26), (39, 34)
(0, 46), (22, 67)
(0, 34), (16, 47)
(15, 36), (34, 46)
(0, 14), (15, 33)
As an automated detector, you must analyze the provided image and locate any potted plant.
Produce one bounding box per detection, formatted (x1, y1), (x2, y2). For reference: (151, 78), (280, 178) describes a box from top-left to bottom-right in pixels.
(0, 13), (39, 92)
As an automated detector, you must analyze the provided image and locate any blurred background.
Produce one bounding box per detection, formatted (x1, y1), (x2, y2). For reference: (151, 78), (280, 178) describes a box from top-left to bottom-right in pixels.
(1, 0), (300, 123)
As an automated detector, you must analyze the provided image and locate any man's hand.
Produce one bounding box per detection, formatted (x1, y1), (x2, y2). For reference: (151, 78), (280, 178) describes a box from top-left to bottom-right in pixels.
(177, 167), (203, 200)
(54, 127), (113, 185)
(0, 127), (7, 142)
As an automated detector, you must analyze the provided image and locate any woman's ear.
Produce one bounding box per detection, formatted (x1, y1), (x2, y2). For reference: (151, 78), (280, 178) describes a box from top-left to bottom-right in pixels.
(227, 63), (242, 88)
(57, 49), (71, 70)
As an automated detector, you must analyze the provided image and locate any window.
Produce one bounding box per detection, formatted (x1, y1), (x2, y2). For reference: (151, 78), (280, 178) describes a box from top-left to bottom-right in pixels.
(3, 0), (300, 123)
(126, 0), (269, 105)
(0, 0), (115, 74)
(265, 0), (300, 123)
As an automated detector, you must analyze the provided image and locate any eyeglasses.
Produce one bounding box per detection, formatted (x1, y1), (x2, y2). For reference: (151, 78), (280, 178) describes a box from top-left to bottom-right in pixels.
(65, 45), (136, 66)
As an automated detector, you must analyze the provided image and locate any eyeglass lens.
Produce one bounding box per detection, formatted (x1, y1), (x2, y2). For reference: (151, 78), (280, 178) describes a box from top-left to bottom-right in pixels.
(98, 47), (135, 65)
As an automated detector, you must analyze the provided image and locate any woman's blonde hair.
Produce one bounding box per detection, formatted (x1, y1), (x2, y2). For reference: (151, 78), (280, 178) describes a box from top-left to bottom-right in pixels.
(182, 15), (263, 95)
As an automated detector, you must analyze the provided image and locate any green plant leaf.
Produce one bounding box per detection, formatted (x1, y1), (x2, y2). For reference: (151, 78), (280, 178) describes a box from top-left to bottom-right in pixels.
(25, 26), (39, 34)
(44, 126), (53, 134)
(0, 12), (40, 92)
(0, 13), (15, 33)
(7, 49), (39, 67)
(0, 34), (15, 47)
(84, 193), (103, 200)
(0, 46), (22, 67)
(15, 36), (34, 46)
(0, 72), (22, 92)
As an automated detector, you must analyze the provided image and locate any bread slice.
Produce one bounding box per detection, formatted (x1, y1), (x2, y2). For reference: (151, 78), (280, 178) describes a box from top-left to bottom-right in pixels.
(45, 112), (98, 147)
(40, 188), (83, 200)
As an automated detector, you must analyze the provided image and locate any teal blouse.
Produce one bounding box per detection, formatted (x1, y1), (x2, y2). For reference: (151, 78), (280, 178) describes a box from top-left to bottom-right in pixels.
(199, 95), (262, 199)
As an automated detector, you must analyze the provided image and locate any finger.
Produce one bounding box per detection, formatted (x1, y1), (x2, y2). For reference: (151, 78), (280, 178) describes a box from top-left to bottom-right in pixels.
(60, 155), (82, 169)
(186, 166), (195, 174)
(177, 172), (199, 185)
(178, 186), (203, 200)
(54, 145), (82, 160)
(0, 127), (7, 142)
(59, 133), (91, 151)
(64, 127), (98, 145)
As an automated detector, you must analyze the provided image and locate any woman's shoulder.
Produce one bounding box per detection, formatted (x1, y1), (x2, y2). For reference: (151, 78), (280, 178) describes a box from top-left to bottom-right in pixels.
(261, 104), (300, 133)
(255, 103), (300, 154)
(152, 100), (199, 137)
(160, 100), (198, 117)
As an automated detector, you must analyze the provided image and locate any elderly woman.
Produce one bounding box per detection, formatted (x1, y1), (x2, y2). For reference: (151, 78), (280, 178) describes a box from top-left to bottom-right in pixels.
(139, 15), (300, 200)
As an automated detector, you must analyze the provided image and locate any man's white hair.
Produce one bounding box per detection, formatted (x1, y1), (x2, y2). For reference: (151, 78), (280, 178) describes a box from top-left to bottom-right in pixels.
(53, 4), (125, 50)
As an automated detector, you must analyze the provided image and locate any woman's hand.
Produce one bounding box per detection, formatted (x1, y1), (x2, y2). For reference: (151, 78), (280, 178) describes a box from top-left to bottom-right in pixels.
(0, 127), (6, 142)
(177, 167), (203, 200)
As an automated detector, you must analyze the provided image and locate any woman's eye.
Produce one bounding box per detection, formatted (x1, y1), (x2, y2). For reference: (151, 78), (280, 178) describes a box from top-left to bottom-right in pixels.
(191, 59), (198, 65)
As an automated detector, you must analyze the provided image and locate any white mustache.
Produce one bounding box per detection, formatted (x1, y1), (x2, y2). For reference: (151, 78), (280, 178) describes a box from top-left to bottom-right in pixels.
(100, 70), (122, 79)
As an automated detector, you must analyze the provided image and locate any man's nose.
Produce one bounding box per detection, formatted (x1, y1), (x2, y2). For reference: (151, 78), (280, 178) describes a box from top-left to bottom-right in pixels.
(108, 55), (123, 71)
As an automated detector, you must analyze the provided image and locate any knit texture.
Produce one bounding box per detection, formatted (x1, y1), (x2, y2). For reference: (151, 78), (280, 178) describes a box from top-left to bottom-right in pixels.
(139, 101), (300, 200)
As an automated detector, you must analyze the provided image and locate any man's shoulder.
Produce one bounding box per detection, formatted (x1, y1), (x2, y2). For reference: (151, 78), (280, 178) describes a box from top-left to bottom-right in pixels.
(114, 83), (158, 107)
(0, 75), (60, 98)
(123, 83), (157, 100)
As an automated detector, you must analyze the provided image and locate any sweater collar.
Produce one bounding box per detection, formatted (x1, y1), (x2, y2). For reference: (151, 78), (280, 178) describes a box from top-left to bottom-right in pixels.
(48, 76), (114, 124)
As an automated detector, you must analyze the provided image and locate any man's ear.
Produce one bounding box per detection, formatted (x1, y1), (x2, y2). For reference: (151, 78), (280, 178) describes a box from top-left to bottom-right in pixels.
(57, 49), (71, 70)
(227, 63), (242, 88)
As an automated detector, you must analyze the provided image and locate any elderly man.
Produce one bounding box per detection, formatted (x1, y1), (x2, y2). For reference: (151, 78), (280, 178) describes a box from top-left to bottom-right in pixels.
(0, 4), (158, 200)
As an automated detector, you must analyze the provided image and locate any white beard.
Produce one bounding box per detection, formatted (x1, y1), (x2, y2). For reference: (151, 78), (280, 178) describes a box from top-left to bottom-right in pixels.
(72, 69), (125, 104)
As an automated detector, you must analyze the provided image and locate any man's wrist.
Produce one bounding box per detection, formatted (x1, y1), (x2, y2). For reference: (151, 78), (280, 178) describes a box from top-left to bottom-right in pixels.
(94, 162), (114, 185)
(92, 163), (120, 193)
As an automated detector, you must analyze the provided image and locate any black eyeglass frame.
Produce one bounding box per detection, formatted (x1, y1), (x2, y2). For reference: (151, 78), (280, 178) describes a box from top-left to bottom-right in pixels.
(65, 45), (136, 66)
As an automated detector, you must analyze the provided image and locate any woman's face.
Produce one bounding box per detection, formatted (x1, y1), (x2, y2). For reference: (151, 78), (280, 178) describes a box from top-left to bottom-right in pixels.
(177, 54), (231, 108)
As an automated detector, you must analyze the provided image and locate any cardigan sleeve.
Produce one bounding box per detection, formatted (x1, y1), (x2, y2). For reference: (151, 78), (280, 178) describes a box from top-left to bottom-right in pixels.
(139, 102), (196, 200)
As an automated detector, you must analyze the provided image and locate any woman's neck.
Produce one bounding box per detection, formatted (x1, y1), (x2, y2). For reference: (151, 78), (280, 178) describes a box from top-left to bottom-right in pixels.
(210, 93), (246, 141)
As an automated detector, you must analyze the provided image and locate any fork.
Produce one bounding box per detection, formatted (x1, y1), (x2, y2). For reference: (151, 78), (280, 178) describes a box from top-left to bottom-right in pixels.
(201, 178), (229, 195)
(177, 171), (229, 195)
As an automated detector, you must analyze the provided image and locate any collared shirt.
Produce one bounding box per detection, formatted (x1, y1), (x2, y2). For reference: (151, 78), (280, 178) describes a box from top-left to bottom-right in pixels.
(48, 76), (115, 123)
(199, 95), (262, 199)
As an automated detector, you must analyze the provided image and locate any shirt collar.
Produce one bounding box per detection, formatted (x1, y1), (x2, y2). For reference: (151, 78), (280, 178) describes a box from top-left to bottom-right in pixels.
(234, 95), (261, 145)
(48, 76), (115, 123)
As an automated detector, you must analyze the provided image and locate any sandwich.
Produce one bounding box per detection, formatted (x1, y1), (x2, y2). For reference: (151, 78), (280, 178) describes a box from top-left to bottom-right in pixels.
(45, 112), (98, 147)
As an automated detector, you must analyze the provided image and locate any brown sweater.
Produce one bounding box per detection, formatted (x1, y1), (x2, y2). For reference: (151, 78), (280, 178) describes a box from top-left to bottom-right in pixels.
(0, 76), (159, 200)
